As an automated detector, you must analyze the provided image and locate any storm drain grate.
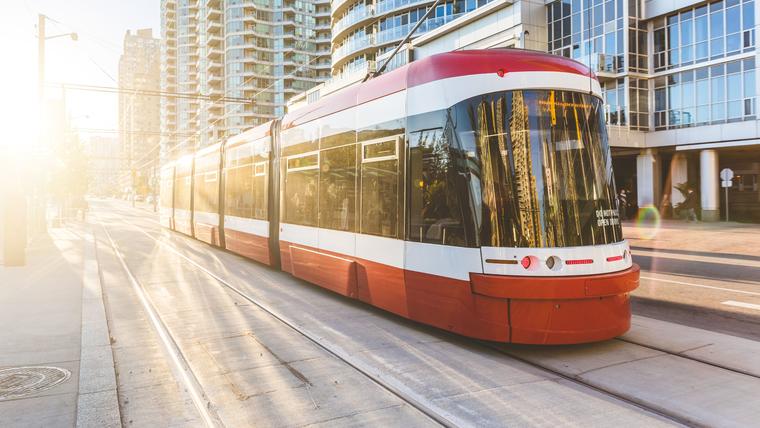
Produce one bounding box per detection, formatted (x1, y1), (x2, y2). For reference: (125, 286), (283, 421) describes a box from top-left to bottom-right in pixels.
(0, 366), (71, 400)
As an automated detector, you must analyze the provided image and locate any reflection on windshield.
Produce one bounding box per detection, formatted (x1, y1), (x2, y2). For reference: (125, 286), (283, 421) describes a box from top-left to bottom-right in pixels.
(462, 89), (622, 248)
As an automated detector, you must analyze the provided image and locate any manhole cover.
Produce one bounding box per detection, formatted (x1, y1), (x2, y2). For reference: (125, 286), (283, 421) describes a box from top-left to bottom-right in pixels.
(0, 366), (71, 400)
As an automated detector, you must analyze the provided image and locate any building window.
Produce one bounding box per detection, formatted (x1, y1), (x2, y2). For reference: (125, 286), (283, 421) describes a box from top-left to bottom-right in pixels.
(654, 58), (755, 129)
(653, 0), (754, 72)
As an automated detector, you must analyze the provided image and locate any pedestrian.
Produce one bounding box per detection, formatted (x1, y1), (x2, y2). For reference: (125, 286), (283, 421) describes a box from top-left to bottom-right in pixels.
(683, 188), (698, 222)
(617, 188), (628, 220)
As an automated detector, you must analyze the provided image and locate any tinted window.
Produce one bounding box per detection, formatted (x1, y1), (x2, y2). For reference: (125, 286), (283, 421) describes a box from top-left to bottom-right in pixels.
(283, 152), (319, 226)
(360, 137), (400, 238)
(454, 90), (622, 247)
(319, 145), (356, 231)
(407, 110), (472, 247)
(175, 162), (192, 211)
(224, 143), (254, 218)
(193, 154), (220, 214)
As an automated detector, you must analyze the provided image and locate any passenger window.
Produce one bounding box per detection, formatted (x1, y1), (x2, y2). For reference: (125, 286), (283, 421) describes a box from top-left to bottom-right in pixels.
(360, 137), (399, 238)
(224, 145), (254, 218)
(252, 161), (268, 220)
(408, 124), (469, 247)
(319, 145), (356, 231)
(284, 152), (319, 226)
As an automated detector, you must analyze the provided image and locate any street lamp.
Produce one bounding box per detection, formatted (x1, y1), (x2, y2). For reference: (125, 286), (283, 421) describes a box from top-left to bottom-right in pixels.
(36, 13), (78, 230)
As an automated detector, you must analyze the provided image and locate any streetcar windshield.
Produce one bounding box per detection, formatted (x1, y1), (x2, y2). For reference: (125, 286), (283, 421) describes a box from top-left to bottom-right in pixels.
(408, 89), (622, 248)
(457, 89), (622, 248)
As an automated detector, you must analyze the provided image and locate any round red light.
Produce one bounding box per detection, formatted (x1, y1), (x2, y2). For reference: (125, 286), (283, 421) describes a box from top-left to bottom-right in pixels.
(521, 256), (531, 269)
(496, 68), (505, 77)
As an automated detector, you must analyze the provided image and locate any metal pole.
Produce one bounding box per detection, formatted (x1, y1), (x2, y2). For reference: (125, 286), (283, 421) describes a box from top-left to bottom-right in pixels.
(38, 14), (45, 118)
(36, 14), (46, 232)
(725, 186), (729, 222)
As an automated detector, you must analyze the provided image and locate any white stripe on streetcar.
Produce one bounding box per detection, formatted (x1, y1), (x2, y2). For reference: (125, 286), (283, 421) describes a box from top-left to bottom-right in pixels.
(721, 300), (760, 311)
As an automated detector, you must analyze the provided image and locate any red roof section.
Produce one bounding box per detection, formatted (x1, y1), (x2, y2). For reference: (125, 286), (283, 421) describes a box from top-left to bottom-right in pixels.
(281, 49), (594, 130)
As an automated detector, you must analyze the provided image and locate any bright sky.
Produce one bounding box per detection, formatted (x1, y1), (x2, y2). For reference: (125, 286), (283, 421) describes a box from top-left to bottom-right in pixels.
(0, 0), (159, 147)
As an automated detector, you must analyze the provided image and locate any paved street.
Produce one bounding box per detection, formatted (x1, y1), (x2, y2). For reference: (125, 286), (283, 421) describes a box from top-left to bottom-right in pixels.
(624, 220), (760, 341)
(3, 199), (760, 427)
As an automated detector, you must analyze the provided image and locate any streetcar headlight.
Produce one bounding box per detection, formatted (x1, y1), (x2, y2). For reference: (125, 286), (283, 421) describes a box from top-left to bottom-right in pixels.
(546, 256), (561, 271)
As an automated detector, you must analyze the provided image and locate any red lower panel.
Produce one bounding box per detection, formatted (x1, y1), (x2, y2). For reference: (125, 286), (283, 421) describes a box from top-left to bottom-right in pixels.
(356, 258), (408, 318)
(405, 270), (509, 342)
(224, 229), (271, 265)
(510, 294), (631, 344)
(290, 245), (357, 297)
(193, 222), (219, 246)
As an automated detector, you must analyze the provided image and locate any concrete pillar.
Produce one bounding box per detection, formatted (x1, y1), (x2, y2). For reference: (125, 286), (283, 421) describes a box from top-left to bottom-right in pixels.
(700, 149), (720, 221)
(636, 149), (660, 207)
(670, 153), (689, 206)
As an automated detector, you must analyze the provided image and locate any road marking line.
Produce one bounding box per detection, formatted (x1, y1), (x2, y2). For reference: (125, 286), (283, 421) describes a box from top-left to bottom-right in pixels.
(640, 276), (760, 297)
(722, 300), (760, 311)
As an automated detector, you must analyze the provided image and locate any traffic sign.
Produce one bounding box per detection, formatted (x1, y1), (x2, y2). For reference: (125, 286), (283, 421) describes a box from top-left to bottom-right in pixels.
(720, 168), (734, 181)
(722, 180), (732, 187)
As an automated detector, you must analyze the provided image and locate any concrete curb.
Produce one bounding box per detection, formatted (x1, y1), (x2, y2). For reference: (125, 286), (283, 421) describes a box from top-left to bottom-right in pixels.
(76, 227), (121, 427)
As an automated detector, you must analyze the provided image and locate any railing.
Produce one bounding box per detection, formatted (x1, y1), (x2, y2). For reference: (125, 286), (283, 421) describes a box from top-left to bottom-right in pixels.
(333, 33), (374, 62)
(334, 4), (374, 36)
(376, 0), (432, 15)
(376, 13), (463, 44)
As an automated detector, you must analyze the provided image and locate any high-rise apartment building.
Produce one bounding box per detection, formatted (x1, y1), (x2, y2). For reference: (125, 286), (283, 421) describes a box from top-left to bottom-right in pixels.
(330, 0), (494, 78)
(118, 28), (161, 195)
(159, 0), (331, 160)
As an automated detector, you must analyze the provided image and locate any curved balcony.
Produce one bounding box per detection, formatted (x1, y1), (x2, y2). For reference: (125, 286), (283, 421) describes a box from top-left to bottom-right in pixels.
(331, 0), (360, 19)
(332, 34), (375, 69)
(375, 13), (464, 45)
(376, 0), (434, 15)
(333, 4), (376, 43)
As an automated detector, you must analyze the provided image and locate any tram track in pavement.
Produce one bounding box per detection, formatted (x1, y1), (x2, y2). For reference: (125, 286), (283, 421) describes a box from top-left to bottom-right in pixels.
(98, 211), (457, 428)
(108, 209), (680, 427)
(104, 201), (760, 427)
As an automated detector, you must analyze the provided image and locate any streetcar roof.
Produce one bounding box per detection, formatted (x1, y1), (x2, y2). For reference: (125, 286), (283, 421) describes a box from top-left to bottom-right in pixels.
(280, 49), (594, 131)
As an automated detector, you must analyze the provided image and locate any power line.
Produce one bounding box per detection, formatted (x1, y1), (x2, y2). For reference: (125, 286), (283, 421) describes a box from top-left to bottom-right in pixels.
(49, 82), (253, 104)
(70, 127), (199, 137)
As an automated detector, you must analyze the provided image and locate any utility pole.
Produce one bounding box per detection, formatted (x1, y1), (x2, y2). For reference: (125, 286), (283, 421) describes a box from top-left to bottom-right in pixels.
(36, 14), (46, 232)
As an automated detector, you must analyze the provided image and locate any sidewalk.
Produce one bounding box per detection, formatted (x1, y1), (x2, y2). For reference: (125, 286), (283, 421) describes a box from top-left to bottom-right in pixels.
(623, 219), (760, 258)
(0, 223), (119, 427)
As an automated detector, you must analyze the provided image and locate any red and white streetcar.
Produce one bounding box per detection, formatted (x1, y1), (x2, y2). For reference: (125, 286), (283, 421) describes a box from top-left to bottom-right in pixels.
(160, 49), (640, 345)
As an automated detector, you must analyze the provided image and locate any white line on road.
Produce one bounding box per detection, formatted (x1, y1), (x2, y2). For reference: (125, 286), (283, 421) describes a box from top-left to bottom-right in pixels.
(640, 275), (760, 297)
(722, 300), (760, 311)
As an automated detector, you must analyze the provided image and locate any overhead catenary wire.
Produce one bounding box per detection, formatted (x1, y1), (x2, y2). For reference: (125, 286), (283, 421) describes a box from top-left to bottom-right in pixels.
(48, 83), (254, 104)
(125, 50), (331, 175)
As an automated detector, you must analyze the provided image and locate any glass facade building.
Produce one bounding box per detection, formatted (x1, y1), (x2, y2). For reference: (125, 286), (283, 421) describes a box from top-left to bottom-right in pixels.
(545, 0), (760, 221)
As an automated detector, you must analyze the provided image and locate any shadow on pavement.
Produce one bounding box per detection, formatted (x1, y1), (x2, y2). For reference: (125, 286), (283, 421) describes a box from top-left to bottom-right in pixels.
(634, 254), (760, 284)
(632, 296), (760, 342)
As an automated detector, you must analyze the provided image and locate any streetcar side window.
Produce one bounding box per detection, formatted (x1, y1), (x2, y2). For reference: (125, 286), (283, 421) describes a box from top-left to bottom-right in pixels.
(224, 144), (254, 218)
(284, 152), (319, 226)
(407, 111), (472, 247)
(319, 145), (356, 232)
(194, 152), (220, 214)
(360, 137), (399, 238)
(175, 162), (192, 211)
